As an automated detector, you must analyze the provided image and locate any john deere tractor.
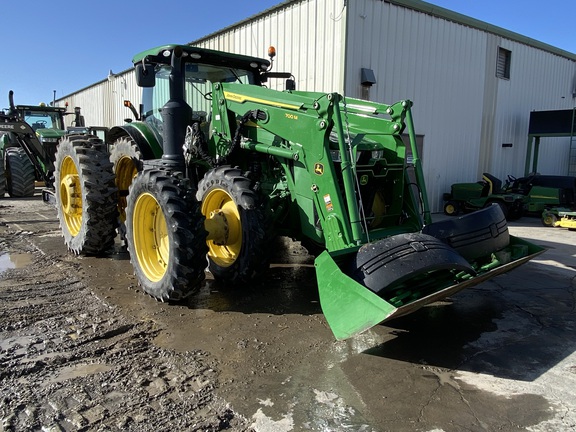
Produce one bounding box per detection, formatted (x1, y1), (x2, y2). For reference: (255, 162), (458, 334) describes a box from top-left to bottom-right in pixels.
(0, 91), (87, 198)
(0, 91), (62, 197)
(52, 44), (543, 340)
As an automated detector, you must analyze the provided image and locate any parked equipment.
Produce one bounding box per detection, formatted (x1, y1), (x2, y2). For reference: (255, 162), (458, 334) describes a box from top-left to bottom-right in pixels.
(442, 173), (525, 220)
(0, 91), (102, 200)
(542, 208), (576, 230)
(52, 44), (544, 340)
(0, 91), (58, 197)
(509, 174), (576, 214)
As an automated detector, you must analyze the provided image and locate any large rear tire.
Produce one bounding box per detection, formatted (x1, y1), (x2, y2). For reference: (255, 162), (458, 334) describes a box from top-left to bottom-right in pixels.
(5, 147), (35, 197)
(126, 169), (207, 301)
(55, 135), (118, 254)
(197, 166), (269, 285)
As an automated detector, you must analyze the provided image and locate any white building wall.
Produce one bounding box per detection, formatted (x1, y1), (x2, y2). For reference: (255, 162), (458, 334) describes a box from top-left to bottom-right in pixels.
(193, 0), (346, 94)
(54, 0), (576, 211)
(489, 39), (575, 177)
(345, 0), (576, 211)
(345, 0), (487, 210)
(55, 71), (140, 129)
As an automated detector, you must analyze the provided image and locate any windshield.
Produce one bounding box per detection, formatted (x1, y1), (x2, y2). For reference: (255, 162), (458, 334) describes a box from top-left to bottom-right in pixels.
(22, 110), (64, 131)
(142, 63), (255, 143)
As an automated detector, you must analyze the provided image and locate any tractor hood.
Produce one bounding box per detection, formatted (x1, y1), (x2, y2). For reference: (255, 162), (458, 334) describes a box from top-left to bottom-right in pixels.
(36, 128), (66, 141)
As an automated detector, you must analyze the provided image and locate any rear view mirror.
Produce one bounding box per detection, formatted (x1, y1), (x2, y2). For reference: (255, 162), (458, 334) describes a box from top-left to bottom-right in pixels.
(136, 64), (155, 87)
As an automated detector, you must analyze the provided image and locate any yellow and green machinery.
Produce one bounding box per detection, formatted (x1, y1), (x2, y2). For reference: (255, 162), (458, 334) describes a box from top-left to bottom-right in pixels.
(52, 44), (544, 340)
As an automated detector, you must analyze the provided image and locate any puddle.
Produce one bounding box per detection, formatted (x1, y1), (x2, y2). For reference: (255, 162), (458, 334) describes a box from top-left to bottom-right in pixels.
(46, 363), (113, 384)
(0, 252), (33, 274)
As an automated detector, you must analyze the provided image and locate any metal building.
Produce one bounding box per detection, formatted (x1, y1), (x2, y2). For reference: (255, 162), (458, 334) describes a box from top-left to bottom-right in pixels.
(56, 0), (576, 211)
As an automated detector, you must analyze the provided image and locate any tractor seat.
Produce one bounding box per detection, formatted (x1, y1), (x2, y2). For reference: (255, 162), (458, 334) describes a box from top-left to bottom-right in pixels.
(482, 173), (503, 195)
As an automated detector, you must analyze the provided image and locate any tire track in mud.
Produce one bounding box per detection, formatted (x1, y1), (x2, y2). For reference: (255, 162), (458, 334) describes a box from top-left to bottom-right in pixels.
(0, 231), (254, 432)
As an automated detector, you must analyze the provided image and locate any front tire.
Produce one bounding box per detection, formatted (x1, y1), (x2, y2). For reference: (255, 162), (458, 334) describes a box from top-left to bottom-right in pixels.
(541, 211), (557, 227)
(443, 200), (460, 216)
(55, 135), (118, 254)
(126, 169), (207, 301)
(197, 166), (269, 285)
(5, 147), (35, 197)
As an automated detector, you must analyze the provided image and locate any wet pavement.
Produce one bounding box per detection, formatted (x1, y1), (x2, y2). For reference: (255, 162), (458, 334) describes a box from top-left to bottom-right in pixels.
(1, 192), (575, 431)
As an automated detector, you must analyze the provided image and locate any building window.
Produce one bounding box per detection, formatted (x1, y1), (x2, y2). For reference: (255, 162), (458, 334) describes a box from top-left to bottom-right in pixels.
(497, 47), (511, 79)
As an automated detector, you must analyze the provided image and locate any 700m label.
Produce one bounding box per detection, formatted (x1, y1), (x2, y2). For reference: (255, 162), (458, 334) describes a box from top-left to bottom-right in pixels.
(285, 113), (298, 120)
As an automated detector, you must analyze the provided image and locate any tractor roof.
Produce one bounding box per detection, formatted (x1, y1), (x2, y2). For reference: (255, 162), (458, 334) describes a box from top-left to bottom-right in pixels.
(132, 44), (271, 73)
(16, 105), (66, 114)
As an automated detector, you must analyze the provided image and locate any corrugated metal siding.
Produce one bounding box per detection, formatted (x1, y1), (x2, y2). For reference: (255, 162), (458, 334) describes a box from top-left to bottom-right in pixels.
(55, 70), (140, 132)
(345, 0), (488, 210)
(53, 0), (576, 212)
(193, 0), (346, 93)
(345, 0), (576, 211)
(490, 40), (575, 177)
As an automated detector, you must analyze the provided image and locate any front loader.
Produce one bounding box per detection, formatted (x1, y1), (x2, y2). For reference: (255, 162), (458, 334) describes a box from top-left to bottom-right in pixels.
(53, 44), (544, 340)
(0, 91), (57, 197)
(0, 91), (88, 198)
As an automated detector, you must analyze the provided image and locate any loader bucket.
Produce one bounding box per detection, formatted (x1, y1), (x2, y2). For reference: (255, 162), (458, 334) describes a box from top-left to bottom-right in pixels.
(316, 236), (545, 341)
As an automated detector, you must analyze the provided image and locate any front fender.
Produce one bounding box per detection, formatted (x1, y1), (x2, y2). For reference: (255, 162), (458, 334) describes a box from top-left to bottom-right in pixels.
(107, 122), (162, 159)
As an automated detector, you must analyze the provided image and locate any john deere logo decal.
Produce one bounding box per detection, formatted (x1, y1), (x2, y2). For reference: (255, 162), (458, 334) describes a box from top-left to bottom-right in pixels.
(360, 175), (369, 185)
(314, 163), (324, 175)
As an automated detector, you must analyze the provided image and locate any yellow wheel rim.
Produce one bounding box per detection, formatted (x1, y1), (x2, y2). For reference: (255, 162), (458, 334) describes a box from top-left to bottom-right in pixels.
(201, 188), (241, 267)
(445, 204), (455, 215)
(132, 192), (169, 282)
(115, 155), (138, 223)
(59, 155), (82, 236)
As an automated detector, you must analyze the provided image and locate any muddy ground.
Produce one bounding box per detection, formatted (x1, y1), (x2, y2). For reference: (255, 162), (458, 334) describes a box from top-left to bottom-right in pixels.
(1, 192), (576, 432)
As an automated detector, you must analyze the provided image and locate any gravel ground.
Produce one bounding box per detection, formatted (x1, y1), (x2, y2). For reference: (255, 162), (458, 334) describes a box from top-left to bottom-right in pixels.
(0, 223), (254, 432)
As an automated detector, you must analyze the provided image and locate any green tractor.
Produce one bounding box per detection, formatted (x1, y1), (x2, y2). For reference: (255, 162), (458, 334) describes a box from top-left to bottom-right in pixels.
(443, 173), (525, 220)
(52, 44), (544, 340)
(0, 91), (86, 197)
(509, 174), (576, 215)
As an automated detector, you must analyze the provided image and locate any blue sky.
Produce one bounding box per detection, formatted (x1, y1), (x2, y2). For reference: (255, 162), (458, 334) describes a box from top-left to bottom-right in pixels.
(1, 0), (574, 107)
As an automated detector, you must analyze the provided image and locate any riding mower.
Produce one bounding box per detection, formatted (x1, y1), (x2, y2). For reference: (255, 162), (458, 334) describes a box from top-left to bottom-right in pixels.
(51, 44), (544, 340)
(443, 173), (525, 220)
(542, 208), (576, 230)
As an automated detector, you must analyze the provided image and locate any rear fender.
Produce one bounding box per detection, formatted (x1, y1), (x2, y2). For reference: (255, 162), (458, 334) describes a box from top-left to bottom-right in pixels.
(107, 123), (162, 159)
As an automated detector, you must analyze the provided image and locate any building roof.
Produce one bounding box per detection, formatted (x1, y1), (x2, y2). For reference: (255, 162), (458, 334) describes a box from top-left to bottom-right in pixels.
(192, 0), (576, 61)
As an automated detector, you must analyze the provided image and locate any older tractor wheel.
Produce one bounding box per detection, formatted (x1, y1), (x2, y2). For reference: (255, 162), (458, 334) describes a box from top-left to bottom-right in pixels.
(55, 135), (118, 254)
(197, 166), (269, 285)
(126, 169), (207, 300)
(110, 136), (144, 235)
(5, 147), (35, 197)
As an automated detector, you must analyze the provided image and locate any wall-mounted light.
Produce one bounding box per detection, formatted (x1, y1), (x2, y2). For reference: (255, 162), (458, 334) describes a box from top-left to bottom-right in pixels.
(361, 68), (377, 87)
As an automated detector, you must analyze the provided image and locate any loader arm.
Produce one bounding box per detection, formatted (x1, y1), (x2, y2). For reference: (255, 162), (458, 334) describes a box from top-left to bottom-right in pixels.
(211, 83), (544, 340)
(214, 83), (425, 252)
